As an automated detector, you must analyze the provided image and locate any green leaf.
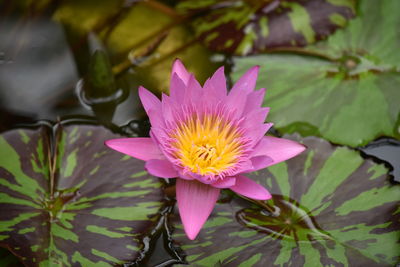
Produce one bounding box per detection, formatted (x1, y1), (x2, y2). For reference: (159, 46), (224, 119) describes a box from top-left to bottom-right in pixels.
(233, 0), (400, 146)
(54, 0), (220, 95)
(53, 0), (123, 34)
(0, 122), (166, 266)
(172, 135), (400, 266)
(104, 3), (220, 94)
(178, 0), (356, 55)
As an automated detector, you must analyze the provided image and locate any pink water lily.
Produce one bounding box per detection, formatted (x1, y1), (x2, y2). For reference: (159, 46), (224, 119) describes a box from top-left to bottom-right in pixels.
(105, 59), (305, 240)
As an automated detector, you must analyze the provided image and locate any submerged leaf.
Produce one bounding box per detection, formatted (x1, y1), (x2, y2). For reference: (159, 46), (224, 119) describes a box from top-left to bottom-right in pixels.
(233, 0), (400, 146)
(178, 0), (356, 55)
(172, 135), (400, 266)
(55, 0), (219, 95)
(0, 122), (166, 266)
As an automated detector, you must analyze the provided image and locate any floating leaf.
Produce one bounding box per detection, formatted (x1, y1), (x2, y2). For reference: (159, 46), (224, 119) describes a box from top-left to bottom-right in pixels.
(0, 122), (166, 266)
(127, 25), (220, 94)
(233, 0), (400, 146)
(53, 0), (122, 34)
(55, 0), (219, 95)
(105, 3), (220, 93)
(178, 0), (356, 55)
(172, 135), (400, 266)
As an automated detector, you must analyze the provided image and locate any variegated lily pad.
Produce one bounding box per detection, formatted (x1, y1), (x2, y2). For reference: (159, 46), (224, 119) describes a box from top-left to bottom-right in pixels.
(233, 0), (400, 147)
(172, 136), (400, 266)
(178, 0), (356, 55)
(0, 122), (166, 266)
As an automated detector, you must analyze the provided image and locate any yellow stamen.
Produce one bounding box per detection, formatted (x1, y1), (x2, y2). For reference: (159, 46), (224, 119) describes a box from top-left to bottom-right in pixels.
(171, 114), (243, 176)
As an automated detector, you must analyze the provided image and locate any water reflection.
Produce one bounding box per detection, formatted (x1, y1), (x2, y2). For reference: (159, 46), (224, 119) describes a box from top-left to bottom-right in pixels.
(237, 195), (332, 242)
(361, 138), (400, 182)
(0, 18), (81, 119)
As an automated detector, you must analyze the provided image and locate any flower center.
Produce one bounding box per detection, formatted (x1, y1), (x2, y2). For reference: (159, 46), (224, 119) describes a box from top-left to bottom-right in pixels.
(171, 113), (244, 177)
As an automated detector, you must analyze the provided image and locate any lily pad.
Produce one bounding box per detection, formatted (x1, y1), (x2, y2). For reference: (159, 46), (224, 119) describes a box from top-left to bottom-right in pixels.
(178, 0), (356, 55)
(172, 135), (400, 266)
(54, 0), (220, 95)
(233, 0), (400, 147)
(0, 122), (166, 266)
(103, 3), (220, 93)
(53, 0), (123, 34)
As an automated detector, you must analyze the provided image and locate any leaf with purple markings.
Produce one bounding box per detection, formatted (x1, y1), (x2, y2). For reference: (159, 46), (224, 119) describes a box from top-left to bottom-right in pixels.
(172, 136), (400, 266)
(178, 0), (356, 55)
(0, 122), (166, 266)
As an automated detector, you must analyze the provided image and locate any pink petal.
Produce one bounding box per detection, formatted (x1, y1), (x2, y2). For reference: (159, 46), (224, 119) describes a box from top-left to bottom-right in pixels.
(231, 65), (259, 94)
(202, 79), (219, 105)
(138, 86), (161, 114)
(233, 158), (254, 175)
(171, 59), (190, 86)
(211, 177), (236, 188)
(186, 74), (203, 104)
(145, 159), (178, 178)
(147, 109), (165, 128)
(161, 93), (174, 123)
(105, 138), (164, 161)
(177, 171), (195, 180)
(207, 66), (227, 98)
(178, 170), (202, 181)
(230, 175), (271, 200)
(225, 66), (260, 118)
(252, 136), (306, 167)
(250, 155), (273, 171)
(242, 107), (270, 131)
(246, 122), (273, 147)
(243, 88), (266, 114)
(176, 179), (220, 240)
(169, 73), (187, 103)
(225, 89), (249, 119)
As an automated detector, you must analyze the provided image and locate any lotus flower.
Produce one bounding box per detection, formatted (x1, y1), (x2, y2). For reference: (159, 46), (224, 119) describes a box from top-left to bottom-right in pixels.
(105, 59), (305, 240)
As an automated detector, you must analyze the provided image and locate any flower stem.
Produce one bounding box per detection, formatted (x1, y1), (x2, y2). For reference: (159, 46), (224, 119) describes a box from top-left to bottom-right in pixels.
(164, 184), (176, 199)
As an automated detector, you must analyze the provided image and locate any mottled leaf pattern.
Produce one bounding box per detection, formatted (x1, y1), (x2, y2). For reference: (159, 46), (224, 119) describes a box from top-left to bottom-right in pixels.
(178, 0), (355, 55)
(0, 123), (165, 266)
(233, 0), (400, 147)
(54, 0), (219, 95)
(172, 136), (400, 266)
